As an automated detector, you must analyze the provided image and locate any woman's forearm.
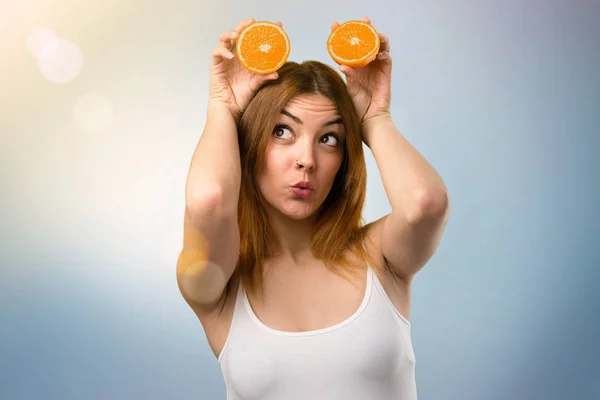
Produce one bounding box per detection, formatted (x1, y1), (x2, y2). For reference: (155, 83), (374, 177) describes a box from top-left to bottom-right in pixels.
(363, 115), (448, 220)
(185, 101), (242, 217)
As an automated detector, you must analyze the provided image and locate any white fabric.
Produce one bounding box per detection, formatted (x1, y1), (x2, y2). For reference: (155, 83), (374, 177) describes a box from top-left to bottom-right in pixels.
(218, 266), (418, 400)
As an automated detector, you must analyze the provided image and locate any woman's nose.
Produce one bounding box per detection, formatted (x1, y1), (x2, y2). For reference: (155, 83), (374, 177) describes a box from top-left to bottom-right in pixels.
(295, 157), (314, 170)
(295, 148), (315, 171)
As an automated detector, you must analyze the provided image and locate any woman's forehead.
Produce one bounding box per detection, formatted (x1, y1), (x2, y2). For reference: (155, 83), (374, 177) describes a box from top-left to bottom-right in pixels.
(285, 94), (338, 112)
(280, 94), (342, 122)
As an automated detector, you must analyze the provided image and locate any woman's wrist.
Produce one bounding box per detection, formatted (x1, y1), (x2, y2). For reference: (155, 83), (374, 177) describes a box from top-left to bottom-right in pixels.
(207, 99), (242, 124)
(361, 114), (394, 147)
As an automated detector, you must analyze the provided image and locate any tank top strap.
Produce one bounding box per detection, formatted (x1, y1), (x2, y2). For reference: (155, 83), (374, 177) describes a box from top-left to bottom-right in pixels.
(233, 278), (252, 324)
(218, 278), (251, 364)
(368, 265), (412, 328)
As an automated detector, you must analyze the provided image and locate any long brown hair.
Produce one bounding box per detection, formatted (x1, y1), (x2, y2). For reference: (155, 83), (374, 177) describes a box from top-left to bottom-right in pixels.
(235, 60), (378, 299)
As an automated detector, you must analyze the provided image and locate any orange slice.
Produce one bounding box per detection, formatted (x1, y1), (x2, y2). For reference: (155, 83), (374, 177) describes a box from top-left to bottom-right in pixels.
(327, 20), (380, 68)
(236, 21), (291, 75)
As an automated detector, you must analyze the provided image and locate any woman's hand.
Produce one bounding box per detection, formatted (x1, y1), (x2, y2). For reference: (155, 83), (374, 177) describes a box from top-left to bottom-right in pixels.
(209, 19), (281, 121)
(334, 17), (393, 131)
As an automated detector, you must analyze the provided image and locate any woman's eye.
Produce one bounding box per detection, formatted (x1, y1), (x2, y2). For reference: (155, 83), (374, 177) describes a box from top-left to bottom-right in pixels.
(273, 126), (293, 139)
(321, 134), (338, 147)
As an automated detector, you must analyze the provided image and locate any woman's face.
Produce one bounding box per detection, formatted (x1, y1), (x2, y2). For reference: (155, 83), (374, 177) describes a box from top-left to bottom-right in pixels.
(257, 93), (345, 221)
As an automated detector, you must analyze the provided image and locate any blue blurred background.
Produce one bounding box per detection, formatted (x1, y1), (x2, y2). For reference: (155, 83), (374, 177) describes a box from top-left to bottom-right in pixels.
(1, 0), (599, 399)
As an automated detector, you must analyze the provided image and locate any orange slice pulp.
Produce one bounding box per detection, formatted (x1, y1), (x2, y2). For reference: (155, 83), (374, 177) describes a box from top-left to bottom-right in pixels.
(236, 21), (291, 75)
(327, 20), (380, 68)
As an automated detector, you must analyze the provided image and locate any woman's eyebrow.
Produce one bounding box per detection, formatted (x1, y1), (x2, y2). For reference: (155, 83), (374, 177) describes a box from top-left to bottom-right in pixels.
(323, 117), (344, 127)
(281, 109), (343, 128)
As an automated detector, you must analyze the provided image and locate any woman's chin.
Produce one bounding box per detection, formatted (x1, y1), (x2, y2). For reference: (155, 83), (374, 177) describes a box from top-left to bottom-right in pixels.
(263, 198), (322, 221)
(279, 205), (317, 221)
(283, 210), (314, 221)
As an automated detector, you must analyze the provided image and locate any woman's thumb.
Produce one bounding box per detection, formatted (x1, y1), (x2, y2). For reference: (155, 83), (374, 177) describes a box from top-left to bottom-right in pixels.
(262, 71), (279, 81)
(250, 72), (279, 92)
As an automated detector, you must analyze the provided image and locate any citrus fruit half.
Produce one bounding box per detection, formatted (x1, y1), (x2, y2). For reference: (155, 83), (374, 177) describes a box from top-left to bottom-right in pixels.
(327, 20), (380, 68)
(236, 21), (291, 75)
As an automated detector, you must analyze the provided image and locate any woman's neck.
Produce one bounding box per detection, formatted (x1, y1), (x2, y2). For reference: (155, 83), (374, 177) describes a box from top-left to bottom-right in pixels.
(266, 209), (316, 266)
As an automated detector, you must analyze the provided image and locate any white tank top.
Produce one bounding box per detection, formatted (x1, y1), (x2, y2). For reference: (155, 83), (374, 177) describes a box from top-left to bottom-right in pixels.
(217, 266), (417, 400)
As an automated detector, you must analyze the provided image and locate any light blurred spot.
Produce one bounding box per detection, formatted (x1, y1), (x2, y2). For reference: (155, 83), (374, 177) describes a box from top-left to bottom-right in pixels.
(73, 93), (114, 133)
(38, 39), (84, 84)
(27, 28), (60, 60)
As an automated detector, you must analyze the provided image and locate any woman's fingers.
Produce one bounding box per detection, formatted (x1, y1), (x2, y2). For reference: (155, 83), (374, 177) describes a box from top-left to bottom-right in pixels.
(212, 46), (235, 64)
(215, 18), (255, 53)
(219, 30), (238, 50)
(218, 17), (254, 52)
(378, 33), (390, 53)
(235, 18), (255, 33)
(376, 33), (391, 61)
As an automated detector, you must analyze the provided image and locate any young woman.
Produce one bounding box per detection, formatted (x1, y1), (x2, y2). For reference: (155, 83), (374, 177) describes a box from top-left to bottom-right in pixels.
(177, 18), (450, 400)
